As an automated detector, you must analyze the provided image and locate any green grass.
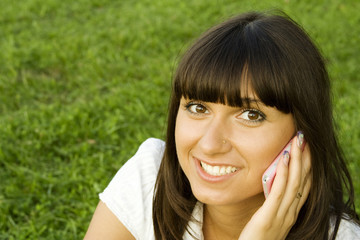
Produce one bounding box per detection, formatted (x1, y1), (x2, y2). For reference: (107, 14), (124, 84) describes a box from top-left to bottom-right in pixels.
(0, 0), (359, 239)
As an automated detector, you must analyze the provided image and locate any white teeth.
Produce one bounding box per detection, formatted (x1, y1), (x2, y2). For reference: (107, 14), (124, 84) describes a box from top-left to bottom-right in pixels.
(201, 161), (237, 176)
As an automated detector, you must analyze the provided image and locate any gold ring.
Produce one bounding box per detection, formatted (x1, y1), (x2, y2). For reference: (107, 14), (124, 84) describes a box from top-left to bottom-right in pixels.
(296, 192), (302, 199)
(222, 140), (227, 144)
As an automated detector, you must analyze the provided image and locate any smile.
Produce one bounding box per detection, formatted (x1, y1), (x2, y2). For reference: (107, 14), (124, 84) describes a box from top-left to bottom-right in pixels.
(200, 161), (238, 176)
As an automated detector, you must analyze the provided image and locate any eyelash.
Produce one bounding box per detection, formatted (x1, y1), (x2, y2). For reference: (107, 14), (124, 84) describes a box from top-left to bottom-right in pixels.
(238, 108), (266, 125)
(184, 101), (208, 115)
(183, 101), (267, 124)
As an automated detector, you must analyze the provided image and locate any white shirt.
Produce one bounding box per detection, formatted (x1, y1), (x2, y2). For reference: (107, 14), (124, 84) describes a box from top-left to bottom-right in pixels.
(99, 138), (360, 240)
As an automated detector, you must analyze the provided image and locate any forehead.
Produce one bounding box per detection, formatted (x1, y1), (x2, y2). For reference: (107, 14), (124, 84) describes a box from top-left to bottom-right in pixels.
(181, 72), (262, 105)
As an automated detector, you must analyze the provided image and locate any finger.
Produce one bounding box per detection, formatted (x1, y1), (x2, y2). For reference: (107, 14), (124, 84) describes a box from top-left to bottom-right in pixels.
(292, 143), (311, 206)
(296, 143), (312, 212)
(262, 150), (290, 216)
(280, 133), (311, 226)
(300, 143), (312, 184)
(285, 169), (311, 227)
(277, 132), (304, 215)
(296, 171), (311, 213)
(287, 158), (311, 222)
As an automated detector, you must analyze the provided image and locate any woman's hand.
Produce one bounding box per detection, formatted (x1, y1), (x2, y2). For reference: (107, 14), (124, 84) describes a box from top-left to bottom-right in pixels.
(238, 132), (312, 240)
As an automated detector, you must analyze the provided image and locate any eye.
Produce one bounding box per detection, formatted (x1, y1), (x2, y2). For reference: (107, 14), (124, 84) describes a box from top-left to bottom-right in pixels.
(185, 102), (209, 115)
(238, 109), (265, 122)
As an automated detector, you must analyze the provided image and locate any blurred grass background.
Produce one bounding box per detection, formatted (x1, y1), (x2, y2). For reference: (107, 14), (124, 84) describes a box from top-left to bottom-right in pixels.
(0, 0), (359, 239)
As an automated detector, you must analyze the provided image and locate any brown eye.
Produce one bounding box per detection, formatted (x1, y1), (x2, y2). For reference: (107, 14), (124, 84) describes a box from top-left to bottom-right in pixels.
(195, 105), (206, 113)
(238, 109), (265, 123)
(247, 111), (260, 120)
(187, 103), (209, 114)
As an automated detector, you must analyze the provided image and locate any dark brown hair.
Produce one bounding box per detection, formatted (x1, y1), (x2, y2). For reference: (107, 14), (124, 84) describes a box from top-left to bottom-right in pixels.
(153, 11), (358, 239)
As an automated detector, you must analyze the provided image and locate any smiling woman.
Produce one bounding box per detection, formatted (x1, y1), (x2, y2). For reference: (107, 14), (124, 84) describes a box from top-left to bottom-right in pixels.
(84, 11), (360, 240)
(175, 96), (295, 206)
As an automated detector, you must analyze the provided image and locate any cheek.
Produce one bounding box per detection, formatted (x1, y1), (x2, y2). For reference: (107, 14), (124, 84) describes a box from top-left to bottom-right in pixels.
(247, 137), (277, 165)
(174, 113), (186, 152)
(235, 125), (295, 172)
(174, 112), (201, 151)
(174, 113), (193, 165)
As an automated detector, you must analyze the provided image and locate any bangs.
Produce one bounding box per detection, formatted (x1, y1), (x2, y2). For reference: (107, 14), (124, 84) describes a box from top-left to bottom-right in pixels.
(174, 13), (294, 113)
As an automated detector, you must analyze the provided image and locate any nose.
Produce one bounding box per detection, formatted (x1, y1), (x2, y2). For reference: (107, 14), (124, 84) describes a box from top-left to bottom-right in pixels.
(197, 117), (232, 155)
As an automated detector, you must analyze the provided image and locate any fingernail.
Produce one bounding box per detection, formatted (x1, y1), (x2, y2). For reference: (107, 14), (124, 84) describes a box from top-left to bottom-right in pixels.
(297, 131), (304, 149)
(283, 151), (290, 166)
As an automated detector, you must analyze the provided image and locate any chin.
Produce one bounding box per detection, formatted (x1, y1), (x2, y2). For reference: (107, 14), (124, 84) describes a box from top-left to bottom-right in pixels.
(191, 186), (265, 206)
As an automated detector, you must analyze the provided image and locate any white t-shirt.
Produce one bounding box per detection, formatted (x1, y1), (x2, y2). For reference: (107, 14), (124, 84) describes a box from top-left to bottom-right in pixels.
(99, 138), (360, 240)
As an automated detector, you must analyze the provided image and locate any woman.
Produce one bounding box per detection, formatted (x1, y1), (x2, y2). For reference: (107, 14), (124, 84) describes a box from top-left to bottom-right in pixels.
(85, 11), (360, 239)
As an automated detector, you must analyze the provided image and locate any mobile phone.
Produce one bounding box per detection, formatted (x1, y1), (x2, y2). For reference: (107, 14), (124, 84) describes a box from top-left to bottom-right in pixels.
(262, 141), (292, 198)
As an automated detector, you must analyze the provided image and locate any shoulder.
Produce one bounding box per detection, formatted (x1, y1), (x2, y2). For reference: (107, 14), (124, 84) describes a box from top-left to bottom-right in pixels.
(137, 137), (165, 152)
(331, 216), (360, 239)
(337, 218), (360, 239)
(99, 138), (165, 239)
(108, 138), (165, 181)
(137, 137), (166, 162)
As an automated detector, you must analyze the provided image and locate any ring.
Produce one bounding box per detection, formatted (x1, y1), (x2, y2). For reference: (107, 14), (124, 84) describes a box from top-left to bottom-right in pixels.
(222, 140), (227, 144)
(296, 192), (302, 199)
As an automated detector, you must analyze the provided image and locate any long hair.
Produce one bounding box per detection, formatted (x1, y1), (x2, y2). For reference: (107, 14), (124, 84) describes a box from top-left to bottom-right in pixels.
(153, 11), (358, 239)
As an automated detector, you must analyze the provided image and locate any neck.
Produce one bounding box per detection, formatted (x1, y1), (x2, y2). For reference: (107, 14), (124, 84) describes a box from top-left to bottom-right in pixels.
(202, 193), (265, 240)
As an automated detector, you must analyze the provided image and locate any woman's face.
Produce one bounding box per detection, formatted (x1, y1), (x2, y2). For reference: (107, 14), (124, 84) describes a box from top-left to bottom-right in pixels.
(175, 93), (295, 206)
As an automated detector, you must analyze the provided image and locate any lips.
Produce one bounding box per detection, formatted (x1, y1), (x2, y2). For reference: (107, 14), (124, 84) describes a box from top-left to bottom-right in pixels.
(192, 155), (240, 183)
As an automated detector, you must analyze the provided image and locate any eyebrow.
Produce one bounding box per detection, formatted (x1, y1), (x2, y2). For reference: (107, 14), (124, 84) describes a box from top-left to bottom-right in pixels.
(215, 97), (265, 110)
(238, 98), (267, 109)
(182, 96), (264, 107)
(241, 98), (262, 103)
